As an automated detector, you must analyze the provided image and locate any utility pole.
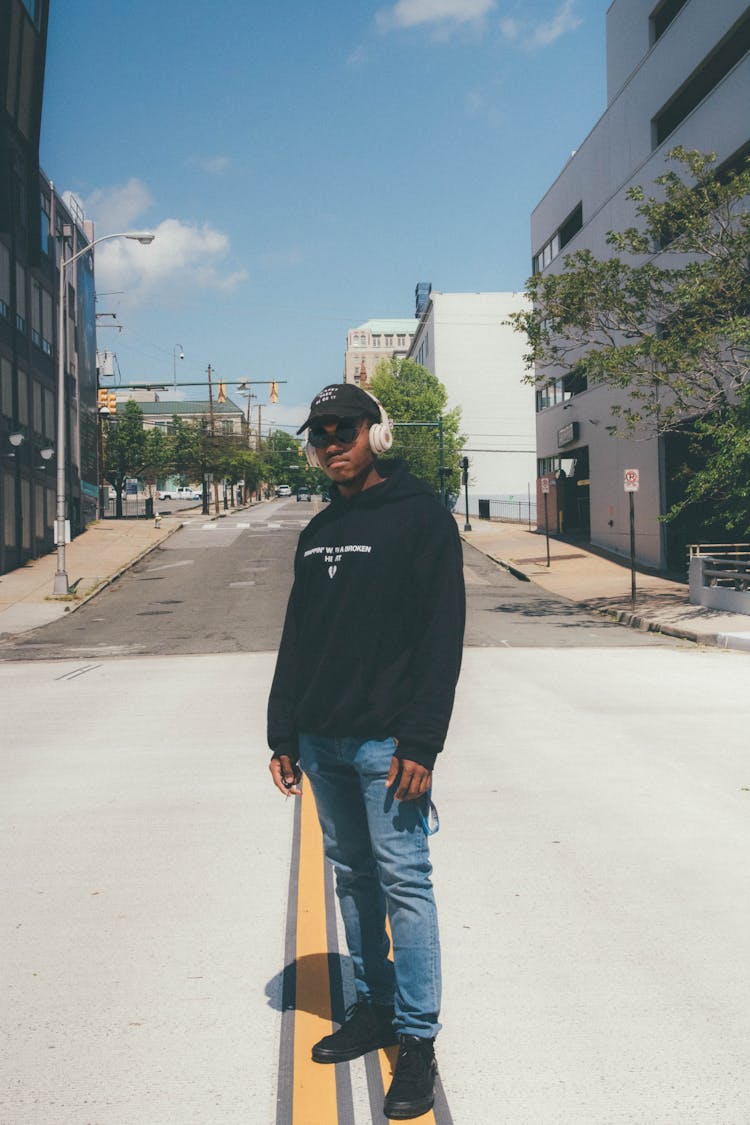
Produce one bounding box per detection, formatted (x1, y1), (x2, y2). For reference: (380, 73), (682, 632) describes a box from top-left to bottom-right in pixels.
(206, 364), (219, 514)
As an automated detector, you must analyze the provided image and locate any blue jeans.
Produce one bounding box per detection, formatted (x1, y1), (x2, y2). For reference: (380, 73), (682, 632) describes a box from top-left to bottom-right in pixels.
(298, 733), (442, 1039)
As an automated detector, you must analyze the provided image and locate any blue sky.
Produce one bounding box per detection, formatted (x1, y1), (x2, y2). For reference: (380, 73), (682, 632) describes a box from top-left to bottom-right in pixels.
(41, 0), (607, 430)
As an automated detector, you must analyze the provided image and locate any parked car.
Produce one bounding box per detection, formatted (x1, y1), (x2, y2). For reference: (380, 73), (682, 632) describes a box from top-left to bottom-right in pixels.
(276, 484), (292, 496)
(296, 486), (311, 502)
(320, 490), (331, 503)
(158, 486), (201, 501)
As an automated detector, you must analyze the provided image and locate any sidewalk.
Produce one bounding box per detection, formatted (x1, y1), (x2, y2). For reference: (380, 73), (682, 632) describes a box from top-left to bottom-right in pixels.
(458, 515), (750, 653)
(0, 502), (249, 640)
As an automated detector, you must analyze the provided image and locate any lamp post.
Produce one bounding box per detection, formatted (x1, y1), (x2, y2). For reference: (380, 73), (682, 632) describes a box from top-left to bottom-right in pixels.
(173, 343), (184, 391)
(54, 231), (155, 594)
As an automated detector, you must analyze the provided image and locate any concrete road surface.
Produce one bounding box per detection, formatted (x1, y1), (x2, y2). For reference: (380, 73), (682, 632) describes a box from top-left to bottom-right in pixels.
(3, 644), (750, 1124)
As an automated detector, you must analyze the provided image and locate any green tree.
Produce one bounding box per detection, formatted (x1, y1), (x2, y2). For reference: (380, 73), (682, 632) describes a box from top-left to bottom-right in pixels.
(263, 429), (307, 490)
(141, 426), (171, 491)
(103, 400), (148, 517)
(168, 415), (201, 481)
(666, 386), (750, 539)
(370, 358), (464, 500)
(510, 147), (750, 535)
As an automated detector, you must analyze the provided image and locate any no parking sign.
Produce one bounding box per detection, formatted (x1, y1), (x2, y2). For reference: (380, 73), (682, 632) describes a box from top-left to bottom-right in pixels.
(624, 468), (640, 492)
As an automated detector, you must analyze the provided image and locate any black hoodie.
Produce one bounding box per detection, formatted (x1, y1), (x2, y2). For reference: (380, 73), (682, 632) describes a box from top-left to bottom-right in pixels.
(267, 460), (465, 771)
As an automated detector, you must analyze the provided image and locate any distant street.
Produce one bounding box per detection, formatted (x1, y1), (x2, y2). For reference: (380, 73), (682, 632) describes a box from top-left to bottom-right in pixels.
(0, 498), (681, 662)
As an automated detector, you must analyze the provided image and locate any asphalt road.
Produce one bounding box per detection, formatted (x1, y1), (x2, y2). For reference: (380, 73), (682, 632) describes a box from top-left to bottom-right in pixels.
(4, 644), (750, 1124)
(0, 499), (682, 661)
(4, 499), (750, 1124)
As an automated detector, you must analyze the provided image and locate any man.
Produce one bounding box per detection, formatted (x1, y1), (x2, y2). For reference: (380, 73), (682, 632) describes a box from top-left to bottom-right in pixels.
(268, 383), (465, 1120)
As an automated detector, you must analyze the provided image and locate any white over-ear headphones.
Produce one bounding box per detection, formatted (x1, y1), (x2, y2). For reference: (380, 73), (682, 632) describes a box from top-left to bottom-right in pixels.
(305, 388), (393, 468)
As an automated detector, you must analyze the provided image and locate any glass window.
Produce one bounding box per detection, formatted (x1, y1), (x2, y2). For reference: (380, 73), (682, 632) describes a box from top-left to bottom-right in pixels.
(32, 380), (42, 433)
(385, 335), (393, 347)
(3, 474), (15, 546)
(40, 193), (51, 256)
(21, 0), (39, 28)
(1, 357), (12, 418)
(372, 334), (381, 347)
(15, 262), (26, 332)
(35, 482), (44, 539)
(0, 242), (10, 317)
(43, 386), (54, 438)
(41, 288), (53, 354)
(21, 479), (31, 549)
(17, 367), (29, 425)
(221, 420), (233, 435)
(31, 278), (41, 346)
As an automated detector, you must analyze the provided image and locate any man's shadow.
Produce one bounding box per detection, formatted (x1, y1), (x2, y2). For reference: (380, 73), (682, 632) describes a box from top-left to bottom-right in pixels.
(265, 952), (355, 1019)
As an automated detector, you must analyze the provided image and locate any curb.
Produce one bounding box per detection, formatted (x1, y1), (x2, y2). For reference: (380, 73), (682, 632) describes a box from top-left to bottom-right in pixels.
(71, 521), (184, 614)
(460, 533), (749, 652)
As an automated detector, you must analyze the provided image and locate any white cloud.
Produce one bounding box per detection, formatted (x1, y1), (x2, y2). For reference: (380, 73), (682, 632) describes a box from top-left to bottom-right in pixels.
(498, 16), (521, 40)
(78, 178), (154, 232)
(377, 0), (495, 31)
(78, 181), (248, 304)
(499, 1), (582, 51)
(346, 45), (367, 66)
(189, 155), (232, 175)
(527, 0), (582, 48)
(93, 218), (248, 301)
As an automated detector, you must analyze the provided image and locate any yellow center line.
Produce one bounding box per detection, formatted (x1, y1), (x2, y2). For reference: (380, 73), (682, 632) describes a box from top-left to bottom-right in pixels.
(293, 785), (338, 1125)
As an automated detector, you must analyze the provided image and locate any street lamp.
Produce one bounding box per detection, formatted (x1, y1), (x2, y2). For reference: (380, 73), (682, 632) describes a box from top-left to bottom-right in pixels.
(54, 230), (155, 594)
(173, 343), (184, 391)
(4, 432), (24, 454)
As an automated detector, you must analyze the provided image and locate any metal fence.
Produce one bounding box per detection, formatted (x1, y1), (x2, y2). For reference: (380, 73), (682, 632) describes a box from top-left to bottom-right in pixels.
(477, 498), (536, 528)
(689, 543), (750, 590)
(103, 496), (153, 519)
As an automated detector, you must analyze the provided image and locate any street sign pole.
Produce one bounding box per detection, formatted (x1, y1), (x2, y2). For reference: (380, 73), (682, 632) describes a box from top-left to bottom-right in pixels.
(629, 491), (636, 607)
(541, 477), (551, 567)
(624, 469), (640, 608)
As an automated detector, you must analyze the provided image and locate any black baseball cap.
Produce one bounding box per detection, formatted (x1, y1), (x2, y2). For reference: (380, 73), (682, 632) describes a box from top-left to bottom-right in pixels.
(296, 383), (381, 434)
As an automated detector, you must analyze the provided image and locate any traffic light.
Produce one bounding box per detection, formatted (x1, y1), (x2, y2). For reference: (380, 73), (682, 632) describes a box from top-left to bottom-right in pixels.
(269, 381), (279, 404)
(461, 455), (469, 485)
(217, 381), (227, 403)
(107, 392), (117, 415)
(97, 388), (108, 410)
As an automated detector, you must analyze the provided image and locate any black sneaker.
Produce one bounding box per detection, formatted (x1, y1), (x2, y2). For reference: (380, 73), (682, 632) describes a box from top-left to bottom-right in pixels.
(311, 999), (397, 1063)
(383, 1035), (437, 1120)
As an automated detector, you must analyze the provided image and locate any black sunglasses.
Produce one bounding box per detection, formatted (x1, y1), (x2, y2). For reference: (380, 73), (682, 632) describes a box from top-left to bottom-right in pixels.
(308, 419), (363, 448)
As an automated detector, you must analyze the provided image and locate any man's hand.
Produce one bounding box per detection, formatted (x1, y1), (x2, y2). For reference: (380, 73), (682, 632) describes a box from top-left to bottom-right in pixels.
(385, 756), (432, 801)
(270, 754), (302, 797)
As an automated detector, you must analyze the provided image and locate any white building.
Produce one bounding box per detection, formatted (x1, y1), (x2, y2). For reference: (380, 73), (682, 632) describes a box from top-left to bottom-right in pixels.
(343, 319), (418, 386)
(407, 291), (536, 513)
(531, 0), (750, 570)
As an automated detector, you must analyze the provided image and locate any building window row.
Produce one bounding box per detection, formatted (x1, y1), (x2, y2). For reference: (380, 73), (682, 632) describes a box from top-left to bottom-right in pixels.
(652, 8), (750, 147)
(535, 369), (588, 412)
(354, 332), (412, 351)
(649, 0), (689, 44)
(532, 202), (583, 274)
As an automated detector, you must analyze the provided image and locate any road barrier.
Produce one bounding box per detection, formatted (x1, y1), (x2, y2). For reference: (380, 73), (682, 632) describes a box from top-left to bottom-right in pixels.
(689, 543), (750, 614)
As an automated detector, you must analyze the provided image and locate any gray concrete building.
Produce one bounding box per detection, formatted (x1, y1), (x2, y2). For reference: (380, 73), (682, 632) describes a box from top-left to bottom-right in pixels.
(531, 0), (750, 570)
(1, 0), (99, 574)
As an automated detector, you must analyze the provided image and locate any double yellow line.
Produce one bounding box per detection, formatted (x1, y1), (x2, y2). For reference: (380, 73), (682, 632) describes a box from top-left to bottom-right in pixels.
(282, 784), (440, 1124)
